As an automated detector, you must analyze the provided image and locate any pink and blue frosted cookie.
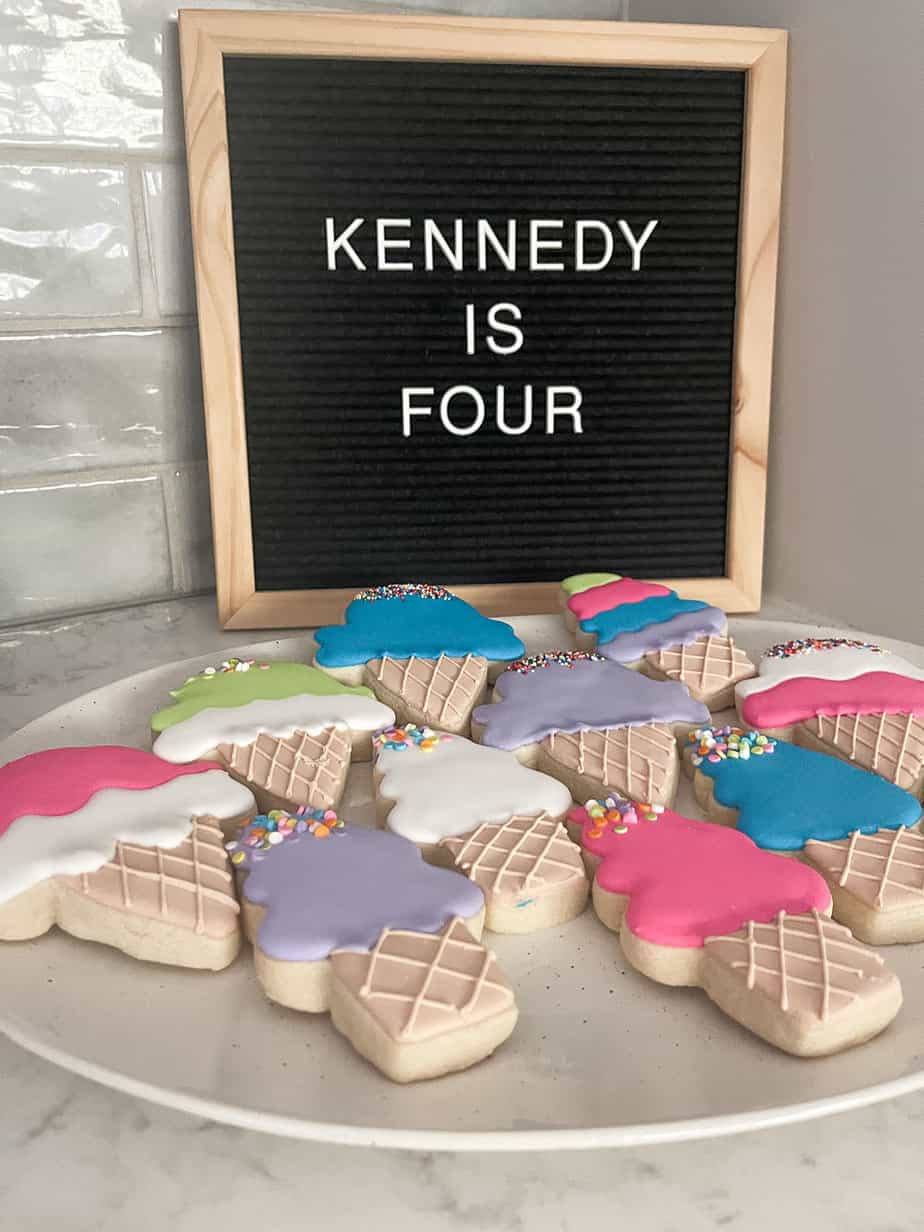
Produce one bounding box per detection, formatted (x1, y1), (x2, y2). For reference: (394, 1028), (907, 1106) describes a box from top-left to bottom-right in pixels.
(559, 574), (750, 708)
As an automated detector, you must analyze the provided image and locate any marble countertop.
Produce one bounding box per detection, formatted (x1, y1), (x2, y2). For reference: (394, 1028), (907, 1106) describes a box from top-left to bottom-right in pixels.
(1, 595), (921, 1232)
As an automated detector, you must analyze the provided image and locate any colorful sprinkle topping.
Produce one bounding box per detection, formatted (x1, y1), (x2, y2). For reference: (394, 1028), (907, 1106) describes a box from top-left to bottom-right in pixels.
(354, 583), (451, 602)
(505, 650), (606, 675)
(687, 726), (776, 766)
(763, 637), (882, 660)
(583, 795), (664, 837)
(199, 657), (270, 678)
(373, 723), (453, 753)
(226, 807), (345, 858)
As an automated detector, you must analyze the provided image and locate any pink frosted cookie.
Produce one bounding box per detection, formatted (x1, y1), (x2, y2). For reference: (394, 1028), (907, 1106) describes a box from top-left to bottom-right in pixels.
(736, 638), (924, 798)
(230, 809), (517, 1082)
(0, 746), (255, 969)
(568, 797), (902, 1056)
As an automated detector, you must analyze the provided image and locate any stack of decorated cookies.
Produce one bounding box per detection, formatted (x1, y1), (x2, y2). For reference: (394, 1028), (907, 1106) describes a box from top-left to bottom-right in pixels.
(0, 579), (920, 1083)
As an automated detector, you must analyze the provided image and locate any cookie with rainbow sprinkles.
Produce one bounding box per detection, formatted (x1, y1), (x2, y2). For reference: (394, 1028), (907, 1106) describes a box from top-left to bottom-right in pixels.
(312, 583), (525, 735)
(471, 650), (709, 808)
(567, 794), (901, 1057)
(736, 637), (924, 799)
(684, 726), (924, 945)
(229, 807), (517, 1083)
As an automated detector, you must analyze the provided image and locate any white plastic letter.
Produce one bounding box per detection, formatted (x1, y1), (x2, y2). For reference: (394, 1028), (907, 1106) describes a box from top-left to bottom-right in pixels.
(617, 219), (659, 271)
(440, 386), (485, 437)
(529, 220), (565, 271)
(325, 218), (365, 270)
(424, 219), (463, 271)
(464, 304), (476, 355)
(401, 388), (433, 437)
(477, 220), (517, 271)
(486, 303), (524, 356)
(546, 387), (583, 434)
(575, 220), (615, 272)
(496, 385), (534, 435)
(377, 219), (413, 271)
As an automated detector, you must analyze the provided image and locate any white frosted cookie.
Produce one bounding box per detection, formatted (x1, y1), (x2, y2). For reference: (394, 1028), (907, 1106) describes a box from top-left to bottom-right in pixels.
(151, 657), (394, 817)
(229, 811), (517, 1083)
(312, 582), (526, 733)
(0, 746), (254, 969)
(569, 797), (902, 1056)
(372, 724), (585, 931)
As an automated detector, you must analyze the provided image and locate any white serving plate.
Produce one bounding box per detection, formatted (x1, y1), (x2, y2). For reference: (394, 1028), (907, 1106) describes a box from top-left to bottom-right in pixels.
(0, 618), (921, 1150)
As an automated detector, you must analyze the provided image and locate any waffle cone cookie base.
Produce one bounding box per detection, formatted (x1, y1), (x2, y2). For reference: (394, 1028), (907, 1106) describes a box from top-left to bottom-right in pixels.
(0, 819), (240, 970)
(795, 713), (924, 800)
(329, 920), (518, 1083)
(365, 653), (488, 736)
(538, 725), (679, 807)
(642, 635), (755, 710)
(216, 727), (351, 815)
(802, 827), (924, 944)
(440, 814), (588, 933)
(702, 914), (902, 1056)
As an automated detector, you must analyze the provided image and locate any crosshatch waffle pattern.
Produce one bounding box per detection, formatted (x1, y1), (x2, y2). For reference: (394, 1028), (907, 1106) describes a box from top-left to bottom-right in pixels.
(442, 813), (584, 903)
(646, 634), (753, 693)
(331, 918), (515, 1043)
(804, 827), (924, 911)
(370, 653), (487, 728)
(61, 818), (240, 938)
(704, 910), (887, 1021)
(544, 724), (676, 803)
(218, 727), (350, 807)
(806, 712), (924, 792)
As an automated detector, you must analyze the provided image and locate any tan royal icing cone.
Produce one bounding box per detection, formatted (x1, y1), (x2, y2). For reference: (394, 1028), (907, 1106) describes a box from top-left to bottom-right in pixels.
(216, 726), (352, 814)
(365, 652), (488, 736)
(540, 723), (680, 807)
(798, 712), (924, 799)
(701, 911), (902, 1056)
(55, 818), (241, 970)
(328, 918), (518, 1082)
(801, 827), (924, 945)
(440, 813), (588, 933)
(642, 634), (756, 710)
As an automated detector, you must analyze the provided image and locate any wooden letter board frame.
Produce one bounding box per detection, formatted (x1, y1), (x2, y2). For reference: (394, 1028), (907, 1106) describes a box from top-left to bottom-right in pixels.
(179, 12), (786, 629)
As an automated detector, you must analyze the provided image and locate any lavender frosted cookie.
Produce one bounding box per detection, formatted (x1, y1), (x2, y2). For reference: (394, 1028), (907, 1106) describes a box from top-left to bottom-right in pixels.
(230, 810), (517, 1082)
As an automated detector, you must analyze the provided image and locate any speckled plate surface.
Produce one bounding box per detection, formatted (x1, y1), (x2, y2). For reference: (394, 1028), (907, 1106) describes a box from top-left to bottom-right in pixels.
(0, 618), (921, 1150)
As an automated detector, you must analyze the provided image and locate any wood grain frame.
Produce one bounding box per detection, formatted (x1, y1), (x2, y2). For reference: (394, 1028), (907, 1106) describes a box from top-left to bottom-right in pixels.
(179, 11), (786, 629)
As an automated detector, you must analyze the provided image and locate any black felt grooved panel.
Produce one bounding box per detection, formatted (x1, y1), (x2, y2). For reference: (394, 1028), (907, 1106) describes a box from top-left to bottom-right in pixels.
(223, 55), (745, 591)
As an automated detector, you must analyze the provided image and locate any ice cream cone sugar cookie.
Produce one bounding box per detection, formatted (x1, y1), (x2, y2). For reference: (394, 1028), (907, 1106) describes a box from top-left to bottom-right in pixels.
(0, 746), (254, 969)
(151, 658), (394, 816)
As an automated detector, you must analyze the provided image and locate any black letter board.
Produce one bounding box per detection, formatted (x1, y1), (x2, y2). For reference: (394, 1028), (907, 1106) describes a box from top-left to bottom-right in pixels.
(180, 14), (785, 627)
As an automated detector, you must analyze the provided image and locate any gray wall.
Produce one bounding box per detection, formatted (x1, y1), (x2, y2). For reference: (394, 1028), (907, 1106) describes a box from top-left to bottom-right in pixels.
(629, 0), (923, 639)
